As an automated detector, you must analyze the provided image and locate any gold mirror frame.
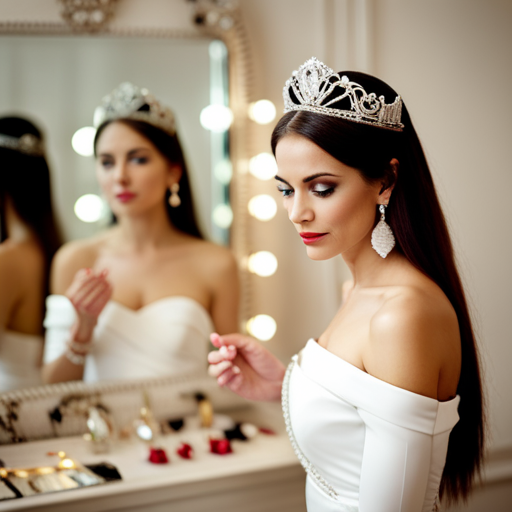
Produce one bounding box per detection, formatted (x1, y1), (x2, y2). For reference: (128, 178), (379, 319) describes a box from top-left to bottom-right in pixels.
(0, 0), (254, 429)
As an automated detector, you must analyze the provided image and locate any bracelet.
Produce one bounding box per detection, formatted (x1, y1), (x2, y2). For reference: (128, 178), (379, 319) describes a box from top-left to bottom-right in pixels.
(65, 349), (86, 366)
(66, 339), (91, 355)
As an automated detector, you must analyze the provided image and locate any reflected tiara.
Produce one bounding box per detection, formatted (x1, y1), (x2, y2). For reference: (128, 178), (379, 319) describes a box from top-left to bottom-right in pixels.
(93, 82), (176, 136)
(283, 57), (404, 131)
(0, 133), (44, 156)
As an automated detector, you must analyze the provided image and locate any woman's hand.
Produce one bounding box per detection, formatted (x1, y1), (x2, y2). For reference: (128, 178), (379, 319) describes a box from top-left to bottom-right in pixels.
(66, 268), (112, 341)
(208, 333), (286, 402)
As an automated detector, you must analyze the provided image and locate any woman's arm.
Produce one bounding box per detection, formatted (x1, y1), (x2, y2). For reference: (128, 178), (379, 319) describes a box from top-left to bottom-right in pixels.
(42, 242), (112, 383)
(0, 245), (17, 329)
(357, 291), (461, 510)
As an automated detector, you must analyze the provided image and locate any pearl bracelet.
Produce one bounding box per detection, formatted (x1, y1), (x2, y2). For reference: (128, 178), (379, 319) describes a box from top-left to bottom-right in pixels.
(65, 349), (86, 366)
(66, 339), (91, 355)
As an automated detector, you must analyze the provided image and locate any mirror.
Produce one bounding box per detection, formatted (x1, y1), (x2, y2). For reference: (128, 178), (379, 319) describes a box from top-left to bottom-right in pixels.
(0, 0), (253, 403)
(0, 35), (230, 244)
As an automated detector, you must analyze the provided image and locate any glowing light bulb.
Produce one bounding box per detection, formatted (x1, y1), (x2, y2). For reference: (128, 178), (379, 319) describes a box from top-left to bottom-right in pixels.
(248, 194), (277, 221)
(71, 126), (96, 156)
(200, 105), (234, 132)
(212, 203), (233, 229)
(248, 100), (276, 124)
(246, 314), (277, 341)
(247, 251), (278, 277)
(214, 160), (233, 184)
(249, 153), (277, 181)
(74, 194), (104, 223)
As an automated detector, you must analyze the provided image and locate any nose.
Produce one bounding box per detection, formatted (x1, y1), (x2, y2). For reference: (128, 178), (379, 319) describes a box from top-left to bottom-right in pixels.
(113, 160), (130, 184)
(288, 192), (314, 225)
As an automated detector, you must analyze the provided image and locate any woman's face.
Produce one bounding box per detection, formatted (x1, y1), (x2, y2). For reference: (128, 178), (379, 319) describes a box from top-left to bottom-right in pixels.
(274, 134), (387, 261)
(95, 121), (179, 218)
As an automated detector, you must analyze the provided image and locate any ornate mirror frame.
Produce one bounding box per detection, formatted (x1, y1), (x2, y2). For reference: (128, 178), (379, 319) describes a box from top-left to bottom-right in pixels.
(0, 0), (254, 435)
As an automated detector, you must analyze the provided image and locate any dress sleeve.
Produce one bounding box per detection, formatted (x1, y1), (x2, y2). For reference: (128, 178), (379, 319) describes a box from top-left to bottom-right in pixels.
(357, 409), (435, 512)
(43, 295), (76, 364)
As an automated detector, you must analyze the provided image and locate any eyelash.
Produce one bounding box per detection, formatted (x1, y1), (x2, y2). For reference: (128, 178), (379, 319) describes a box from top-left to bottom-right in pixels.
(276, 186), (335, 198)
(100, 156), (148, 168)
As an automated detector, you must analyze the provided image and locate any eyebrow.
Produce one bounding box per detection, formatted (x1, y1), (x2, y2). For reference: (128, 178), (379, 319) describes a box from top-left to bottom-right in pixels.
(274, 172), (339, 186)
(98, 147), (151, 158)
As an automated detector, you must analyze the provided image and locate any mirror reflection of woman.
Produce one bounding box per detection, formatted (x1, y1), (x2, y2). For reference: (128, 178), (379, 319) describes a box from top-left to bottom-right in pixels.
(208, 59), (485, 510)
(0, 116), (62, 391)
(43, 83), (239, 384)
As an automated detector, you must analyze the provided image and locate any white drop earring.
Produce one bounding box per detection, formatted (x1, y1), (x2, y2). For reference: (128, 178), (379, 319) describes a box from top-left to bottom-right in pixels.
(371, 204), (395, 258)
(169, 183), (181, 207)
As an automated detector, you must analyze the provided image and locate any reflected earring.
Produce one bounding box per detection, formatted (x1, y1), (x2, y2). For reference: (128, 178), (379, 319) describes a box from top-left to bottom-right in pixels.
(169, 183), (181, 207)
(371, 204), (395, 258)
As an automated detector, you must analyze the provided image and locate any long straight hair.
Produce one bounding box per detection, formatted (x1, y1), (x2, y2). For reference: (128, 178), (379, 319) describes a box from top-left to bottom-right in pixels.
(94, 118), (203, 239)
(0, 116), (63, 299)
(271, 72), (485, 504)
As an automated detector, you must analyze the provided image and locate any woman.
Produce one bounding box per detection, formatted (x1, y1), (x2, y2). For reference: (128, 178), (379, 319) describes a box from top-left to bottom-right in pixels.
(208, 58), (484, 511)
(0, 116), (62, 391)
(43, 82), (239, 383)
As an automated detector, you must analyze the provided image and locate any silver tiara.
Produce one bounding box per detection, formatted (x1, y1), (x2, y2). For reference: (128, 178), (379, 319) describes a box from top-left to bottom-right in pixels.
(283, 57), (404, 131)
(0, 133), (45, 156)
(93, 82), (176, 136)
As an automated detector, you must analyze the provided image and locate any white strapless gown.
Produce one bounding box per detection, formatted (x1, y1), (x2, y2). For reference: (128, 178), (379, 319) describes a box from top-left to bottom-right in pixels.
(0, 329), (43, 391)
(283, 339), (460, 512)
(43, 295), (214, 382)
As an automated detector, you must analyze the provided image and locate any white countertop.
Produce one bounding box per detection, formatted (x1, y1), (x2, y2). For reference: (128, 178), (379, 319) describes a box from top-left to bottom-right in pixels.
(0, 402), (305, 512)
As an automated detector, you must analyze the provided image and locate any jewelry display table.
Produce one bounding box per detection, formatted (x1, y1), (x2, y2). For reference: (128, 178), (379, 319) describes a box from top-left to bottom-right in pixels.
(0, 402), (306, 512)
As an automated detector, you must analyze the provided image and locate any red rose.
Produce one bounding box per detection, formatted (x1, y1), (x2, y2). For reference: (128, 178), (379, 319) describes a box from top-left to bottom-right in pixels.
(148, 447), (169, 464)
(176, 442), (193, 459)
(209, 437), (232, 455)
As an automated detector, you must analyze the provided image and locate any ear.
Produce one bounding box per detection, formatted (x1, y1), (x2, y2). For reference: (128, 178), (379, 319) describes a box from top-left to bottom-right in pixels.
(378, 158), (399, 204)
(167, 163), (183, 188)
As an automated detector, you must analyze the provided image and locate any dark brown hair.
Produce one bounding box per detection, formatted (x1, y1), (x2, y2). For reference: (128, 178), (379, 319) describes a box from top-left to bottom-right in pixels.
(0, 116), (63, 297)
(94, 116), (203, 239)
(271, 71), (485, 504)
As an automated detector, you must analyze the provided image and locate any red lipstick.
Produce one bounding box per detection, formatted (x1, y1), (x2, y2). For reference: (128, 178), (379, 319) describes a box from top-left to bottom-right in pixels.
(116, 191), (136, 203)
(299, 232), (328, 245)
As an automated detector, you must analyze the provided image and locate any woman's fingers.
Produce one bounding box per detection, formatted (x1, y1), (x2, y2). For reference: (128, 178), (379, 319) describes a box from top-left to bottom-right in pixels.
(208, 359), (233, 377)
(217, 366), (242, 387)
(207, 345), (237, 364)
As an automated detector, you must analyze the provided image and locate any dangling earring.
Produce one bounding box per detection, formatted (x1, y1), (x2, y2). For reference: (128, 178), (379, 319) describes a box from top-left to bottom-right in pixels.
(169, 183), (181, 207)
(371, 204), (395, 258)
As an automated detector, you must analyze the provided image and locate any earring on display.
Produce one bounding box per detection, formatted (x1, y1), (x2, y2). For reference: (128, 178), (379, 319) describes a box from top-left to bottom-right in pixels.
(169, 183), (181, 207)
(371, 204), (395, 258)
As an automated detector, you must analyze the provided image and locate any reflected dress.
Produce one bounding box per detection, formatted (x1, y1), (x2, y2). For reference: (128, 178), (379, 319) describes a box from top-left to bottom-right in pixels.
(282, 339), (460, 512)
(43, 294), (214, 381)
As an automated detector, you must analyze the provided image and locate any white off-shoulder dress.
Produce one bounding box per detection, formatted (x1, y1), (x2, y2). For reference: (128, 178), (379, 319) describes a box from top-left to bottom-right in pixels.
(43, 294), (214, 381)
(283, 339), (460, 512)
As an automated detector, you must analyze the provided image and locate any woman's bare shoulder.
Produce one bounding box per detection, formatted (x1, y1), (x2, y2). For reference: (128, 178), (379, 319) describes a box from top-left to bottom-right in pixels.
(364, 284), (460, 399)
(50, 231), (109, 294)
(0, 239), (44, 278)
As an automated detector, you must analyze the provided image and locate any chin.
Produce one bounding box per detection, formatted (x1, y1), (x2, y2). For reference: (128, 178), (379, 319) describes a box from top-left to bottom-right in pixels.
(305, 246), (338, 261)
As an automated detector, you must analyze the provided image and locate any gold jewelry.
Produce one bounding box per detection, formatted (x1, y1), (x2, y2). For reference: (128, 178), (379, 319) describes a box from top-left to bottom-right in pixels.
(169, 183), (181, 207)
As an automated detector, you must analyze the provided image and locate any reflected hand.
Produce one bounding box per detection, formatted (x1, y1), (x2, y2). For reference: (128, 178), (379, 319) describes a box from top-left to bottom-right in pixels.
(66, 268), (112, 339)
(208, 333), (285, 402)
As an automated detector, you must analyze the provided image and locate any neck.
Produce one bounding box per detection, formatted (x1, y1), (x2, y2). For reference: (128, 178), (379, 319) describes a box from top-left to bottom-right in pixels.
(341, 232), (405, 288)
(114, 205), (181, 251)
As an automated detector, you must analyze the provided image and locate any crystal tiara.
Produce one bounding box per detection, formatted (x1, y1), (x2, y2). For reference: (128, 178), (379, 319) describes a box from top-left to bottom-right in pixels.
(0, 133), (45, 156)
(93, 82), (176, 136)
(283, 57), (404, 131)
